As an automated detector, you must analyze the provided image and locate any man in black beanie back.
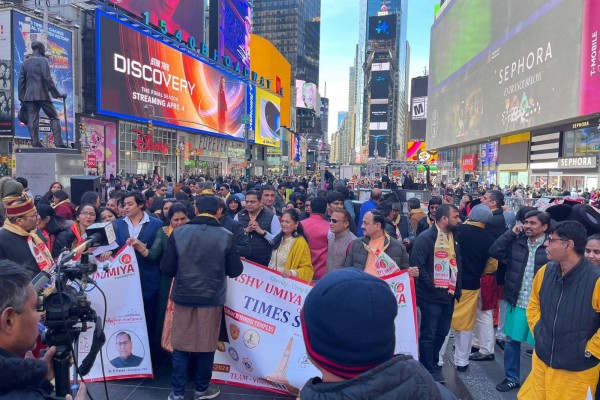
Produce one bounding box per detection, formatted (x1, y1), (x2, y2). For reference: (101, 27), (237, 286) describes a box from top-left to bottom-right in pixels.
(300, 268), (456, 399)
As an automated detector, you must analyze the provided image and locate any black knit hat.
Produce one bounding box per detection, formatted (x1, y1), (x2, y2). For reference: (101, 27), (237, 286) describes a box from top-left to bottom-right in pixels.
(301, 268), (397, 379)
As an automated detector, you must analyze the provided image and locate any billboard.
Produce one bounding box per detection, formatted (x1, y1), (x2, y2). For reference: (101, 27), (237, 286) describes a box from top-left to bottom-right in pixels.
(370, 70), (390, 99)
(410, 76), (428, 141)
(407, 141), (438, 163)
(254, 87), (281, 148)
(78, 115), (118, 178)
(13, 11), (74, 140)
(428, 0), (600, 149)
(0, 11), (12, 136)
(97, 12), (246, 141)
(370, 103), (388, 123)
(209, 0), (251, 71)
(368, 14), (397, 41)
(369, 131), (388, 158)
(107, 0), (204, 45)
(295, 80), (318, 111)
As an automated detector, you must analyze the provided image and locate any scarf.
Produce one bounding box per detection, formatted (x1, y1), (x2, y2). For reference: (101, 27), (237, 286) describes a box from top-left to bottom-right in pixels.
(70, 223), (86, 262)
(433, 224), (458, 295)
(463, 220), (485, 229)
(52, 199), (70, 209)
(163, 225), (175, 237)
(362, 233), (399, 278)
(2, 220), (54, 272)
(197, 213), (220, 223)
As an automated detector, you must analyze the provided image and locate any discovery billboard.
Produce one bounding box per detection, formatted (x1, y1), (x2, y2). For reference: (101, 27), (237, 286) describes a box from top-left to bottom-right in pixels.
(96, 11), (246, 140)
(108, 0), (204, 44)
(428, 0), (600, 149)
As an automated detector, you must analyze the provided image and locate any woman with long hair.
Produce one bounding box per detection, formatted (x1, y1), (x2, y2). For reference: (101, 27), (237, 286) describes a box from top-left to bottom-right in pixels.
(79, 191), (101, 209)
(38, 181), (63, 206)
(268, 209), (314, 282)
(53, 203), (99, 258)
(99, 207), (119, 223)
(37, 203), (70, 253)
(225, 196), (242, 218)
(52, 190), (76, 220)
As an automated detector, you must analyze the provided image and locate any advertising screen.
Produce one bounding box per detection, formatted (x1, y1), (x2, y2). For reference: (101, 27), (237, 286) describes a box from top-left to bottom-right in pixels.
(97, 12), (246, 141)
(370, 71), (390, 99)
(428, 0), (600, 149)
(370, 104), (388, 123)
(0, 11), (12, 136)
(254, 87), (281, 148)
(406, 141), (438, 163)
(13, 11), (74, 140)
(368, 14), (397, 41)
(295, 80), (318, 111)
(108, 0), (204, 44)
(209, 0), (251, 70)
(410, 76), (428, 141)
(369, 130), (388, 158)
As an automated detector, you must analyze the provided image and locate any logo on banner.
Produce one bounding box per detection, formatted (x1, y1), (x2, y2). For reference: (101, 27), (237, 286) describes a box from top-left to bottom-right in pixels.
(228, 347), (239, 361)
(230, 324), (240, 340)
(120, 253), (132, 264)
(242, 357), (254, 372)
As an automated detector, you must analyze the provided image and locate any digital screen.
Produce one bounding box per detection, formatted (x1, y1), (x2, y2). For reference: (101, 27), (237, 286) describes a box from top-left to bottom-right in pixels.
(209, 0), (251, 70)
(254, 87), (281, 148)
(368, 14), (397, 41)
(97, 12), (246, 140)
(369, 130), (388, 158)
(428, 0), (600, 149)
(370, 71), (390, 99)
(370, 104), (388, 123)
(295, 80), (318, 111)
(13, 11), (74, 140)
(410, 76), (428, 141)
(108, 0), (204, 44)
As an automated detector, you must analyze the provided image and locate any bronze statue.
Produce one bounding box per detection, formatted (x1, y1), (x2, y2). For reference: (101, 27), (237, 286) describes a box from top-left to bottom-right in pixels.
(17, 41), (67, 148)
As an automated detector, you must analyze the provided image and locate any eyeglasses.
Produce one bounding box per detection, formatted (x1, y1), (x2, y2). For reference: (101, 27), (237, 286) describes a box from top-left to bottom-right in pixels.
(20, 212), (39, 220)
(116, 340), (131, 346)
(546, 237), (569, 244)
(80, 212), (96, 217)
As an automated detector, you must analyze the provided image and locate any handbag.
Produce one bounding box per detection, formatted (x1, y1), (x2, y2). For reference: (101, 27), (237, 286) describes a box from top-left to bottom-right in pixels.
(480, 274), (498, 311)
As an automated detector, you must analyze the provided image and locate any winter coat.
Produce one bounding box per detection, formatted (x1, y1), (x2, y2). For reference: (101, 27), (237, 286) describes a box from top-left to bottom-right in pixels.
(344, 235), (409, 271)
(0, 348), (54, 400)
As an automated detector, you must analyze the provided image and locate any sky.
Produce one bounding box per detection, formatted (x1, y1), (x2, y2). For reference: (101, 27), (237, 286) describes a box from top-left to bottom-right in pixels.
(319, 0), (440, 139)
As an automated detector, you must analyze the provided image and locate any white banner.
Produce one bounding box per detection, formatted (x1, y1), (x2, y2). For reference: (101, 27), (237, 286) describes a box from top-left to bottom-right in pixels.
(78, 245), (153, 381)
(211, 261), (418, 395)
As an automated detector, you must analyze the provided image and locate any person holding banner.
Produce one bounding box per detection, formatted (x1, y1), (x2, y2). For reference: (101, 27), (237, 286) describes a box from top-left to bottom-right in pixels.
(344, 210), (415, 278)
(161, 195), (243, 400)
(268, 208), (314, 282)
(410, 204), (462, 384)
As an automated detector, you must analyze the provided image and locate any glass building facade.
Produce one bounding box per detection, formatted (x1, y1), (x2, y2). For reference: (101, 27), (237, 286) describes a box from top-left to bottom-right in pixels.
(252, 0), (321, 86)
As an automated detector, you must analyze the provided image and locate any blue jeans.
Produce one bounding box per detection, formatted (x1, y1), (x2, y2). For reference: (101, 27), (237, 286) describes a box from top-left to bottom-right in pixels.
(171, 350), (215, 395)
(418, 299), (454, 373)
(504, 336), (521, 383)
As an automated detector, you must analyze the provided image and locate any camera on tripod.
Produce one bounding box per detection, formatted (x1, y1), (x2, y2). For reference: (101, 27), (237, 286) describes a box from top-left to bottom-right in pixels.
(33, 222), (116, 398)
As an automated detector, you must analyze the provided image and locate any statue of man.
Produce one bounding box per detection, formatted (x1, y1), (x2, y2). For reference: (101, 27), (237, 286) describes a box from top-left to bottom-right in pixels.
(17, 41), (67, 148)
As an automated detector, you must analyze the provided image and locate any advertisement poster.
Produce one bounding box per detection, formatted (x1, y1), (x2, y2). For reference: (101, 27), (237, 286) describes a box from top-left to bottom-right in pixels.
(108, 0), (204, 45)
(78, 246), (153, 382)
(97, 11), (246, 141)
(79, 116), (118, 178)
(255, 87), (281, 148)
(0, 11), (12, 136)
(295, 80), (318, 111)
(368, 14), (397, 41)
(211, 261), (418, 395)
(12, 11), (74, 140)
(210, 0), (251, 70)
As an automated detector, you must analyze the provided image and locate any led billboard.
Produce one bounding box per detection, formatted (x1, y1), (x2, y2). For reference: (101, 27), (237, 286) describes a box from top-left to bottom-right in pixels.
(209, 0), (251, 71)
(13, 11), (74, 140)
(410, 76), (428, 141)
(254, 87), (281, 148)
(428, 0), (600, 149)
(370, 71), (390, 99)
(0, 11), (12, 136)
(370, 104), (388, 123)
(108, 0), (204, 44)
(296, 80), (318, 111)
(368, 14), (397, 41)
(96, 12), (246, 140)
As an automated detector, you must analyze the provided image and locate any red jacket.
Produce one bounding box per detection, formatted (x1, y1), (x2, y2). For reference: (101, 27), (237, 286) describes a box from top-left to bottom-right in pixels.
(300, 214), (330, 280)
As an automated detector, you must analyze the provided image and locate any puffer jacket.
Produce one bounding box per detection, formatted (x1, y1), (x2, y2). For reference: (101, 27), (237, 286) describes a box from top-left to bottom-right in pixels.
(344, 234), (409, 271)
(0, 348), (54, 400)
(161, 215), (243, 307)
(488, 230), (548, 307)
(299, 355), (457, 400)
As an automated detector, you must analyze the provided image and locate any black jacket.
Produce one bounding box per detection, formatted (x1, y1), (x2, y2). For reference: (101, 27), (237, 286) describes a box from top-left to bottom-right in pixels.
(485, 209), (507, 240)
(161, 215), (243, 307)
(0, 229), (47, 278)
(219, 215), (251, 258)
(53, 227), (77, 258)
(299, 354), (456, 400)
(0, 348), (54, 400)
(458, 223), (495, 290)
(237, 207), (276, 267)
(488, 230), (548, 307)
(416, 214), (433, 236)
(344, 235), (410, 271)
(410, 225), (462, 304)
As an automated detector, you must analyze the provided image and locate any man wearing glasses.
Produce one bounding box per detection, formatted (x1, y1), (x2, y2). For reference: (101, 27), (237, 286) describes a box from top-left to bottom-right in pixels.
(326, 209), (356, 273)
(217, 183), (231, 201)
(520, 221), (600, 399)
(110, 331), (143, 368)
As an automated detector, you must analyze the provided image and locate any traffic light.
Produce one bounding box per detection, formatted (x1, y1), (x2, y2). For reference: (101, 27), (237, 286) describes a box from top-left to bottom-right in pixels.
(147, 120), (153, 134)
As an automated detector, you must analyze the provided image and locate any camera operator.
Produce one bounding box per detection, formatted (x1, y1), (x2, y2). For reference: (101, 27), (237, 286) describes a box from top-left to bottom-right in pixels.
(0, 260), (86, 400)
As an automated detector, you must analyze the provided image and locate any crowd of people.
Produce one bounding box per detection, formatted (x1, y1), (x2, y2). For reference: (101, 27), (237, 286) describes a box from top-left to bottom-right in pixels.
(2, 172), (600, 399)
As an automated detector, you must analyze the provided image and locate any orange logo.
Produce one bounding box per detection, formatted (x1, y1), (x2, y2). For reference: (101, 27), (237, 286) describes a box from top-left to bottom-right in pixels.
(435, 250), (449, 258)
(120, 254), (133, 264)
(434, 263), (443, 272)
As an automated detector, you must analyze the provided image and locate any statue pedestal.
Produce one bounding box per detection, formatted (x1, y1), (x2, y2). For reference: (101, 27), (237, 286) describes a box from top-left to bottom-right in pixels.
(15, 148), (83, 197)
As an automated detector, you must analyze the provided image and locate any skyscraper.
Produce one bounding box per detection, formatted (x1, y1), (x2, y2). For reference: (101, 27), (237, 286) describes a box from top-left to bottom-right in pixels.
(355, 0), (408, 161)
(252, 0), (321, 85)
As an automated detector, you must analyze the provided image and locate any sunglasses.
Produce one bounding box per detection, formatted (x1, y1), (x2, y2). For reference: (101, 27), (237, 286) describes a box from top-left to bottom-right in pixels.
(330, 218), (339, 223)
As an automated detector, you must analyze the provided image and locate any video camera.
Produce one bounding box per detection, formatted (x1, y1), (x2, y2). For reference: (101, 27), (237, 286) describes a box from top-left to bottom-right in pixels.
(32, 222), (116, 398)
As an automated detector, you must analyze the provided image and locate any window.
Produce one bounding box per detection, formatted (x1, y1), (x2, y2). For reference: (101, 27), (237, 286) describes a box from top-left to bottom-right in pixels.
(562, 125), (600, 157)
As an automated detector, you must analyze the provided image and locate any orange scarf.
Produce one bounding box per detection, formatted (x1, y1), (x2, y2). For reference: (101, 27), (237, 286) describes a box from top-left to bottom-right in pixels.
(2, 220), (54, 272)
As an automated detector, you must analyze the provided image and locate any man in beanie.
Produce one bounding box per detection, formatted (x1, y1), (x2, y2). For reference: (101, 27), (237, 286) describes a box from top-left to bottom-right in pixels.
(410, 204), (462, 383)
(451, 204), (496, 372)
(0, 196), (53, 277)
(488, 209), (550, 393)
(300, 268), (455, 399)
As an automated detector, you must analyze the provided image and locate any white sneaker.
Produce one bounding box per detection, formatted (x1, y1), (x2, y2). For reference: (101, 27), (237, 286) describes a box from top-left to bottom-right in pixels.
(168, 392), (184, 400)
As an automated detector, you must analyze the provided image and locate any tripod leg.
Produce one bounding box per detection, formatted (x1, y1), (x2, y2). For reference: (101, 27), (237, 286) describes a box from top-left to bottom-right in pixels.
(53, 348), (72, 398)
